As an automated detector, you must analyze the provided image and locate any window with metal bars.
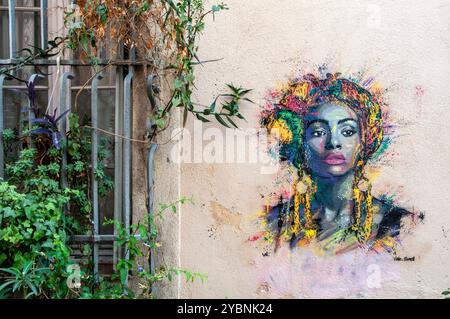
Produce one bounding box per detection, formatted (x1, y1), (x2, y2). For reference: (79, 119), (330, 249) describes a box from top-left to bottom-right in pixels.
(0, 0), (142, 283)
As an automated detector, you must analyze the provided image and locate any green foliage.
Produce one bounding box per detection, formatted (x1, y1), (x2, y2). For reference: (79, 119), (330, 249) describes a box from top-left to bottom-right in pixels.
(2, 128), (15, 144)
(0, 174), (75, 298)
(158, 1), (254, 130)
(75, 197), (205, 299)
(0, 91), (113, 298)
(443, 289), (450, 299)
(65, 113), (114, 228)
(0, 138), (204, 299)
(192, 84), (254, 128)
(0, 261), (49, 299)
(134, 196), (207, 297)
(0, 37), (64, 82)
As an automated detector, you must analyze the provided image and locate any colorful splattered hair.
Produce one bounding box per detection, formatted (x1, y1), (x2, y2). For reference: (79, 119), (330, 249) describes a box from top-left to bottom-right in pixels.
(262, 72), (389, 246)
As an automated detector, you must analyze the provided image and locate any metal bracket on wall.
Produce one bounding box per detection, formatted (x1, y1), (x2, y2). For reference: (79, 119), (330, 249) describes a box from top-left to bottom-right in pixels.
(59, 72), (74, 190)
(146, 73), (159, 294)
(91, 72), (105, 283)
(146, 73), (160, 111)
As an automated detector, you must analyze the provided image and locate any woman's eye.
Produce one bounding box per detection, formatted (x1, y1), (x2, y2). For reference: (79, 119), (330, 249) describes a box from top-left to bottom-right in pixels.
(312, 130), (326, 137)
(342, 129), (356, 137)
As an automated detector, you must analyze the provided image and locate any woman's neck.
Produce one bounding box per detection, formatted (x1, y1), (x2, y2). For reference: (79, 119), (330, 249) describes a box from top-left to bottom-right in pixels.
(311, 171), (355, 223)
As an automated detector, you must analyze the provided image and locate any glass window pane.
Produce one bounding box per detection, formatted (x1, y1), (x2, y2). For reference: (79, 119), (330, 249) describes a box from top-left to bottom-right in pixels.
(16, 9), (40, 51)
(0, 1), (42, 58)
(15, 0), (40, 7)
(0, 11), (9, 59)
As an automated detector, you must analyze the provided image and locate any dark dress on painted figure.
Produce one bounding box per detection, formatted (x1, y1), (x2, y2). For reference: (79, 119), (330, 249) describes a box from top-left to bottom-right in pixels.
(266, 191), (413, 251)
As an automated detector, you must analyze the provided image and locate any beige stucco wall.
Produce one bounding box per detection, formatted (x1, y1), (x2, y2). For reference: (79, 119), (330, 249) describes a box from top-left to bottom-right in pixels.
(155, 0), (450, 298)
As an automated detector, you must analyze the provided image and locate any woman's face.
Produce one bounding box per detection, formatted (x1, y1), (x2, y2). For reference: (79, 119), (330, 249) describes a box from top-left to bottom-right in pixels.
(303, 102), (362, 178)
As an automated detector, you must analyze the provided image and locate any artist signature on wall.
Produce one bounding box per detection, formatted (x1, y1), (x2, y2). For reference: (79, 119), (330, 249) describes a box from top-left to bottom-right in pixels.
(394, 256), (416, 262)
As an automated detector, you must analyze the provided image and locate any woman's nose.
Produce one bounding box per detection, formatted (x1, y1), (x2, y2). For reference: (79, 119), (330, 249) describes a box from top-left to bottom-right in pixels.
(325, 131), (342, 150)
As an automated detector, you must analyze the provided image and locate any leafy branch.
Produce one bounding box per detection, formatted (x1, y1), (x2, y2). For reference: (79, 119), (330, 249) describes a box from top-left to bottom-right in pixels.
(0, 37), (65, 83)
(191, 84), (254, 128)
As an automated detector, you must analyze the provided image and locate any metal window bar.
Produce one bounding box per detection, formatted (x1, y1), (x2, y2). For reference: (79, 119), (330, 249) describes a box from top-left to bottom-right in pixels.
(113, 53), (124, 266)
(27, 73), (43, 147)
(91, 72), (103, 281)
(0, 2), (144, 287)
(8, 0), (16, 60)
(0, 74), (6, 178)
(39, 0), (47, 51)
(123, 49), (135, 287)
(59, 71), (74, 190)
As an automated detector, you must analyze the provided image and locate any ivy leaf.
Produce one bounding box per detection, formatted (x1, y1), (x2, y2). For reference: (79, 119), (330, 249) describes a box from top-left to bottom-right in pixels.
(174, 79), (183, 89)
(214, 114), (229, 128)
(209, 96), (220, 113)
(165, 0), (177, 11)
(24, 207), (32, 219)
(209, 101), (216, 113)
(225, 115), (238, 128)
(172, 96), (181, 108)
(155, 118), (166, 129)
(120, 267), (128, 285)
(195, 113), (210, 123)
(243, 97), (255, 104)
(0, 253), (7, 265)
(183, 106), (189, 127)
(80, 35), (89, 53)
(3, 207), (16, 218)
(239, 88), (253, 95)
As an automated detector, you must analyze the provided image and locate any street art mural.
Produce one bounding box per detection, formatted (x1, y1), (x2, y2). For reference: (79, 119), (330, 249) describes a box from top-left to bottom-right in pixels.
(257, 70), (422, 256)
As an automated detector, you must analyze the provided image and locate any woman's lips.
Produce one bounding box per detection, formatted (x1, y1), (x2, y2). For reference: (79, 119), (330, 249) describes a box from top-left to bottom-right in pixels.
(322, 153), (346, 165)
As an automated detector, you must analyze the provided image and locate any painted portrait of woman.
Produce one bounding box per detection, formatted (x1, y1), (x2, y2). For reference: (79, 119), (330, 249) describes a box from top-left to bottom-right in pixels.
(260, 72), (419, 255)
